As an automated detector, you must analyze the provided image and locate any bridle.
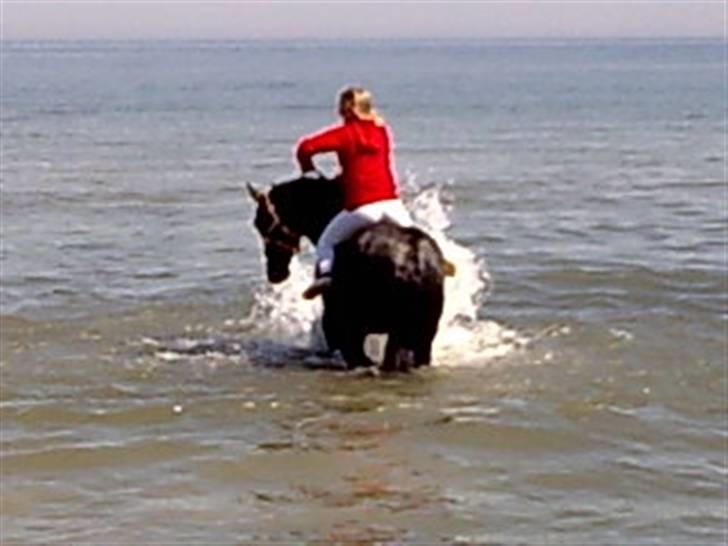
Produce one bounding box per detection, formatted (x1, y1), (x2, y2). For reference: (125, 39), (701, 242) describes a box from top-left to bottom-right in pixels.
(258, 192), (301, 254)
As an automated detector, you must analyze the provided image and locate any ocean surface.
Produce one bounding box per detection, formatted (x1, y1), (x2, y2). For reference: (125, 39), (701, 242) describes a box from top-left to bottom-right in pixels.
(0, 39), (725, 544)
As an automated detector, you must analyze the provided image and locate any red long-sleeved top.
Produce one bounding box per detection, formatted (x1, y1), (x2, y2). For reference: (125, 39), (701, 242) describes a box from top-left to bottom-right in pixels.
(295, 119), (399, 210)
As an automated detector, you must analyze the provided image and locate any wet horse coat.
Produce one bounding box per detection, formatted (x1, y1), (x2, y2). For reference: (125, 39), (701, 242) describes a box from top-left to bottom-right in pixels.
(248, 175), (448, 371)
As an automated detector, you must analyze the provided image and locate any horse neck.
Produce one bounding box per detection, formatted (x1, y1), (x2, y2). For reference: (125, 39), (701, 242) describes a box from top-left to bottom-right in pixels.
(271, 179), (343, 245)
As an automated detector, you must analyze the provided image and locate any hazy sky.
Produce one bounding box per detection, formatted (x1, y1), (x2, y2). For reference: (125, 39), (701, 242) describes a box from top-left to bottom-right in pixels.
(2, 1), (723, 40)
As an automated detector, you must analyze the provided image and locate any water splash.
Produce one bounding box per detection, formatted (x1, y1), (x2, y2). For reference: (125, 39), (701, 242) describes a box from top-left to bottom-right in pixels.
(241, 177), (525, 366)
(245, 258), (324, 349)
(405, 181), (526, 364)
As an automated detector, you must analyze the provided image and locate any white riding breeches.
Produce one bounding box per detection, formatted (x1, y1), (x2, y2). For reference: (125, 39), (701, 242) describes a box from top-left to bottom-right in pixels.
(316, 199), (414, 276)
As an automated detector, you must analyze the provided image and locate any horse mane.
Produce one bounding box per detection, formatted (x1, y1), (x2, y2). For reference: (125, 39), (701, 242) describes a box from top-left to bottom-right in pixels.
(269, 175), (344, 243)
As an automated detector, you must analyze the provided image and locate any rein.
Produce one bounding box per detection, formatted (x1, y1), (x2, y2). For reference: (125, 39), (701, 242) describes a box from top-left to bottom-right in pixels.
(260, 193), (301, 253)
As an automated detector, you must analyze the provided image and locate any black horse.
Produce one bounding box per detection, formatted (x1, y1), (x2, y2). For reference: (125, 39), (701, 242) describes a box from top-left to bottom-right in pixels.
(247, 174), (453, 372)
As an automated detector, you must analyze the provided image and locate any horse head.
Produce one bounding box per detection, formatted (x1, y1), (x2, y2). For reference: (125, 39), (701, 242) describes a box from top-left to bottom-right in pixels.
(248, 173), (344, 284)
(247, 182), (301, 284)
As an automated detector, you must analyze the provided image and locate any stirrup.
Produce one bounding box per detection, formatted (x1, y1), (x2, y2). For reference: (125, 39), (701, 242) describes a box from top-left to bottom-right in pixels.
(302, 276), (332, 300)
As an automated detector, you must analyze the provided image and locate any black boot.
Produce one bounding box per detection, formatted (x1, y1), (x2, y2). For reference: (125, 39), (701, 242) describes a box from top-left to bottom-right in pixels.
(302, 266), (332, 300)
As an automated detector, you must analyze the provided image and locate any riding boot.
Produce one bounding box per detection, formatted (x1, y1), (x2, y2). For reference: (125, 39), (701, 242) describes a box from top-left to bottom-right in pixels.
(302, 263), (332, 300)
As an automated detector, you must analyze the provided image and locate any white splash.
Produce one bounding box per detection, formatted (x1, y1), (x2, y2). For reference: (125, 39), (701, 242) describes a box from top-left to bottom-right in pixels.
(244, 179), (525, 365)
(406, 182), (525, 364)
(245, 256), (325, 349)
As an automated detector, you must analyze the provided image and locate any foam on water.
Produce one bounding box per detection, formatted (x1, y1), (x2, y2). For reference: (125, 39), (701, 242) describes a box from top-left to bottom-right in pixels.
(242, 179), (526, 366)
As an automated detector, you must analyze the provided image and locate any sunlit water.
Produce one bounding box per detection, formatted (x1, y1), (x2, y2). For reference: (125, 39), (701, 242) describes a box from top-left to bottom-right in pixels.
(1, 39), (724, 544)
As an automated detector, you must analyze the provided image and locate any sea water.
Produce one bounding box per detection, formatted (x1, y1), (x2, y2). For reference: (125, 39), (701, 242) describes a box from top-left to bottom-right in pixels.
(1, 39), (724, 543)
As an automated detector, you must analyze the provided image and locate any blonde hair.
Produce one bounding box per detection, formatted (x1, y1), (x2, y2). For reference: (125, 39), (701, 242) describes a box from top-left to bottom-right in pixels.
(338, 86), (384, 125)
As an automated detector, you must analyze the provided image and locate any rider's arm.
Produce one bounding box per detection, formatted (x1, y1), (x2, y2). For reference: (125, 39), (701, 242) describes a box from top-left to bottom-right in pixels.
(296, 125), (348, 173)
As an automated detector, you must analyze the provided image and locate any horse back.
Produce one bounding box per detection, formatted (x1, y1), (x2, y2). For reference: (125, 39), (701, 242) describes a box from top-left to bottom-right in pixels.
(330, 221), (446, 335)
(337, 221), (445, 280)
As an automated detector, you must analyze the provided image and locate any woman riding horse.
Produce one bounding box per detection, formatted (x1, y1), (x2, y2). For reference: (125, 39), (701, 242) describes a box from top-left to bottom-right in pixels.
(296, 86), (413, 299)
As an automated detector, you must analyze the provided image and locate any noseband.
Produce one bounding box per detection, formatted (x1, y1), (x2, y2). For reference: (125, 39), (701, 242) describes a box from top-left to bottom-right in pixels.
(259, 193), (300, 253)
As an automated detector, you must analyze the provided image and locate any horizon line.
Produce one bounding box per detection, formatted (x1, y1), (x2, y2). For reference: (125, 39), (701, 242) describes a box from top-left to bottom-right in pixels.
(1, 34), (723, 42)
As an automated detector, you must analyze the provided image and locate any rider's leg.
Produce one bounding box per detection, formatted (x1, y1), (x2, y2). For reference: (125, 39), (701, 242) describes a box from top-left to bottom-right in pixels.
(303, 209), (374, 299)
(317, 200), (415, 274)
(315, 209), (373, 276)
(304, 199), (414, 299)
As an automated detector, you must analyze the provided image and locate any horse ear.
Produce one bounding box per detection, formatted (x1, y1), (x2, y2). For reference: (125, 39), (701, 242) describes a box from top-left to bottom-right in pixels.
(246, 183), (263, 202)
